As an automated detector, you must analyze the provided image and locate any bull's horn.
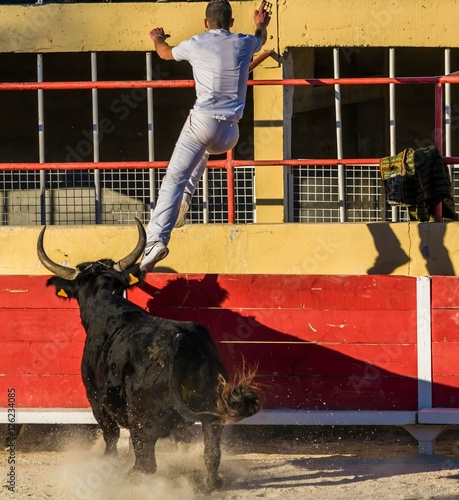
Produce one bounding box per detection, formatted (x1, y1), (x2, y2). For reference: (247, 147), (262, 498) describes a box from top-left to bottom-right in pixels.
(113, 218), (147, 272)
(37, 227), (79, 280)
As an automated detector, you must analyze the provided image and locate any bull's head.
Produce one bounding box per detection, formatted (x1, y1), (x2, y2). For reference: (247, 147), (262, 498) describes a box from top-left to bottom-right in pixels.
(37, 218), (146, 300)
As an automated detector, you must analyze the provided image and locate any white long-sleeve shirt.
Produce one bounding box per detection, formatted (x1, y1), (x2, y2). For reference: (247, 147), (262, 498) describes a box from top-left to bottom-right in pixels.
(172, 29), (262, 121)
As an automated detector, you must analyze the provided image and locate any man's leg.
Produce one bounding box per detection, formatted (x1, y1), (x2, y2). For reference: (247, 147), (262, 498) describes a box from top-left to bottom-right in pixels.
(175, 118), (239, 229)
(175, 151), (209, 228)
(141, 115), (239, 271)
(141, 116), (207, 271)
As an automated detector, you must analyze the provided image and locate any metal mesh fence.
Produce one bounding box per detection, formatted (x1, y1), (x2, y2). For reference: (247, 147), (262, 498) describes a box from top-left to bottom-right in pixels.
(0, 166), (256, 226)
(2, 162), (455, 226)
(1, 170), (42, 226)
(291, 164), (447, 223)
(292, 165), (341, 223)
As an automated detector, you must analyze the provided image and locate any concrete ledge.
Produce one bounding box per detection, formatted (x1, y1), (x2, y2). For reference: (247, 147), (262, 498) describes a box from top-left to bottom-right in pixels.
(5, 408), (459, 428)
(237, 409), (417, 426)
(4, 222), (459, 277)
(0, 408), (96, 425)
(3, 408), (457, 456)
(418, 408), (459, 425)
(1, 408), (419, 427)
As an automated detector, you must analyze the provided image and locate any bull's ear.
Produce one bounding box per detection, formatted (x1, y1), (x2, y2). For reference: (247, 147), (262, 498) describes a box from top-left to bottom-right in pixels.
(46, 276), (77, 300)
(125, 265), (145, 287)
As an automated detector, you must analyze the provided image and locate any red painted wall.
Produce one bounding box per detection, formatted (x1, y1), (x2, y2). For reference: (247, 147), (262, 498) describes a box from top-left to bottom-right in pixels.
(431, 277), (459, 407)
(131, 274), (418, 410)
(0, 276), (86, 407)
(0, 274), (426, 411)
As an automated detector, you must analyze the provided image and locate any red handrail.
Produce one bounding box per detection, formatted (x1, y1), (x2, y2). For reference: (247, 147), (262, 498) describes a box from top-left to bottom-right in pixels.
(3, 157), (459, 171)
(2, 75), (459, 91)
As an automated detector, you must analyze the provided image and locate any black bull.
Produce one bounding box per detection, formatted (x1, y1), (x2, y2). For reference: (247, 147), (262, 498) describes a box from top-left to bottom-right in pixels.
(37, 219), (261, 491)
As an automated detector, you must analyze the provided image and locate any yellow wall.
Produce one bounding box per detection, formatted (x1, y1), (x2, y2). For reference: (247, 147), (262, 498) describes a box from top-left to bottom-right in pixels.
(3, 221), (459, 277)
(2, 2), (459, 277)
(279, 0), (459, 49)
(1, 3), (260, 53)
(3, 1), (459, 53)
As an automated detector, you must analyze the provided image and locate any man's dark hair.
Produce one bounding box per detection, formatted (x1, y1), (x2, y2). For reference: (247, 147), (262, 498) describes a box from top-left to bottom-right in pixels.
(206, 0), (233, 30)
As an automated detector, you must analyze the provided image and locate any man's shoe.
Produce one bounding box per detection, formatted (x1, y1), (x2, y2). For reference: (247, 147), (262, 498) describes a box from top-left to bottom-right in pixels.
(175, 192), (191, 228)
(140, 241), (169, 272)
(175, 200), (190, 228)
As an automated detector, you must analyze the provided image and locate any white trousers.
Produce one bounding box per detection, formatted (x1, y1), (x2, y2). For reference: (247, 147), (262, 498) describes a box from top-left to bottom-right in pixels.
(145, 111), (239, 245)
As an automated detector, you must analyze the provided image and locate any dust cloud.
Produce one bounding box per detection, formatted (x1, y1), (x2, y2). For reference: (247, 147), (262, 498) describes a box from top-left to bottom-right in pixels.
(52, 432), (222, 499)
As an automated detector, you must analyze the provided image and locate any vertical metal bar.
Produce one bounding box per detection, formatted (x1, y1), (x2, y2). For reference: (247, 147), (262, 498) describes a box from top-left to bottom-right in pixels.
(202, 168), (209, 223)
(226, 149), (235, 223)
(416, 276), (432, 410)
(91, 52), (101, 224)
(389, 48), (398, 222)
(434, 81), (444, 221)
(146, 52), (156, 220)
(444, 49), (452, 179)
(333, 48), (346, 222)
(282, 50), (294, 223)
(435, 82), (444, 153)
(37, 54), (46, 225)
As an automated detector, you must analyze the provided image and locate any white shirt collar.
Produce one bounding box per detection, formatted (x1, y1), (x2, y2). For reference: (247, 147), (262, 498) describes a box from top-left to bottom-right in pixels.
(208, 29), (231, 34)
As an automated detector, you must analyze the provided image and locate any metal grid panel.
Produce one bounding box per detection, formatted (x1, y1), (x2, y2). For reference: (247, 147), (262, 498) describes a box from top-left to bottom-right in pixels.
(99, 169), (151, 225)
(292, 164), (416, 223)
(0, 166), (255, 226)
(234, 167), (255, 223)
(345, 165), (385, 222)
(451, 166), (459, 214)
(183, 167), (255, 225)
(292, 165), (341, 223)
(1, 170), (42, 226)
(47, 170), (95, 225)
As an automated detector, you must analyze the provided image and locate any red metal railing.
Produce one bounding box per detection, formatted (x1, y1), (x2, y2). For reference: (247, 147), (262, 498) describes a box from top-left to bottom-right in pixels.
(1, 73), (458, 222)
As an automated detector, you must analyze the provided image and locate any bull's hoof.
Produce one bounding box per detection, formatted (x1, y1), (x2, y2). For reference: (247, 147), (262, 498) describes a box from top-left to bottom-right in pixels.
(103, 448), (118, 457)
(129, 462), (157, 476)
(205, 475), (223, 492)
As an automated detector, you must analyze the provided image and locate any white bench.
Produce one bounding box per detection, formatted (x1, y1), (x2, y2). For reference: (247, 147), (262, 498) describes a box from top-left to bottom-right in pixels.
(0, 408), (96, 425)
(243, 409), (459, 455)
(2, 407), (458, 455)
(1, 408), (416, 427)
(240, 409), (417, 427)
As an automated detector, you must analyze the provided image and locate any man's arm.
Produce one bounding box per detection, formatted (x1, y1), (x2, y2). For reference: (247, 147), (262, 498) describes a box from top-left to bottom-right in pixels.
(150, 27), (174, 60)
(254, 1), (271, 46)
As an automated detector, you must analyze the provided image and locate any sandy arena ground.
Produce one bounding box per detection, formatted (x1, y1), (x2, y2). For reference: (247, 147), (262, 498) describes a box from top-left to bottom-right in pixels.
(2, 425), (459, 499)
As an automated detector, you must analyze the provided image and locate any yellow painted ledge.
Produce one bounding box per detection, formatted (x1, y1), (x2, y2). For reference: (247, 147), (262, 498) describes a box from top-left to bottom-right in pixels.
(3, 1), (459, 54)
(2, 222), (458, 277)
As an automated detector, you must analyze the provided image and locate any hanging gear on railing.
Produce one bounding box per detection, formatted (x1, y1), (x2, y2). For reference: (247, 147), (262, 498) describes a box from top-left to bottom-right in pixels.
(379, 145), (457, 222)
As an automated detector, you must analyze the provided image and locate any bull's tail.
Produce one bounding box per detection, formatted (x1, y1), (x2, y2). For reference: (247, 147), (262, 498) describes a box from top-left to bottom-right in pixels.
(168, 335), (262, 424)
(214, 364), (263, 424)
(170, 364), (263, 425)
